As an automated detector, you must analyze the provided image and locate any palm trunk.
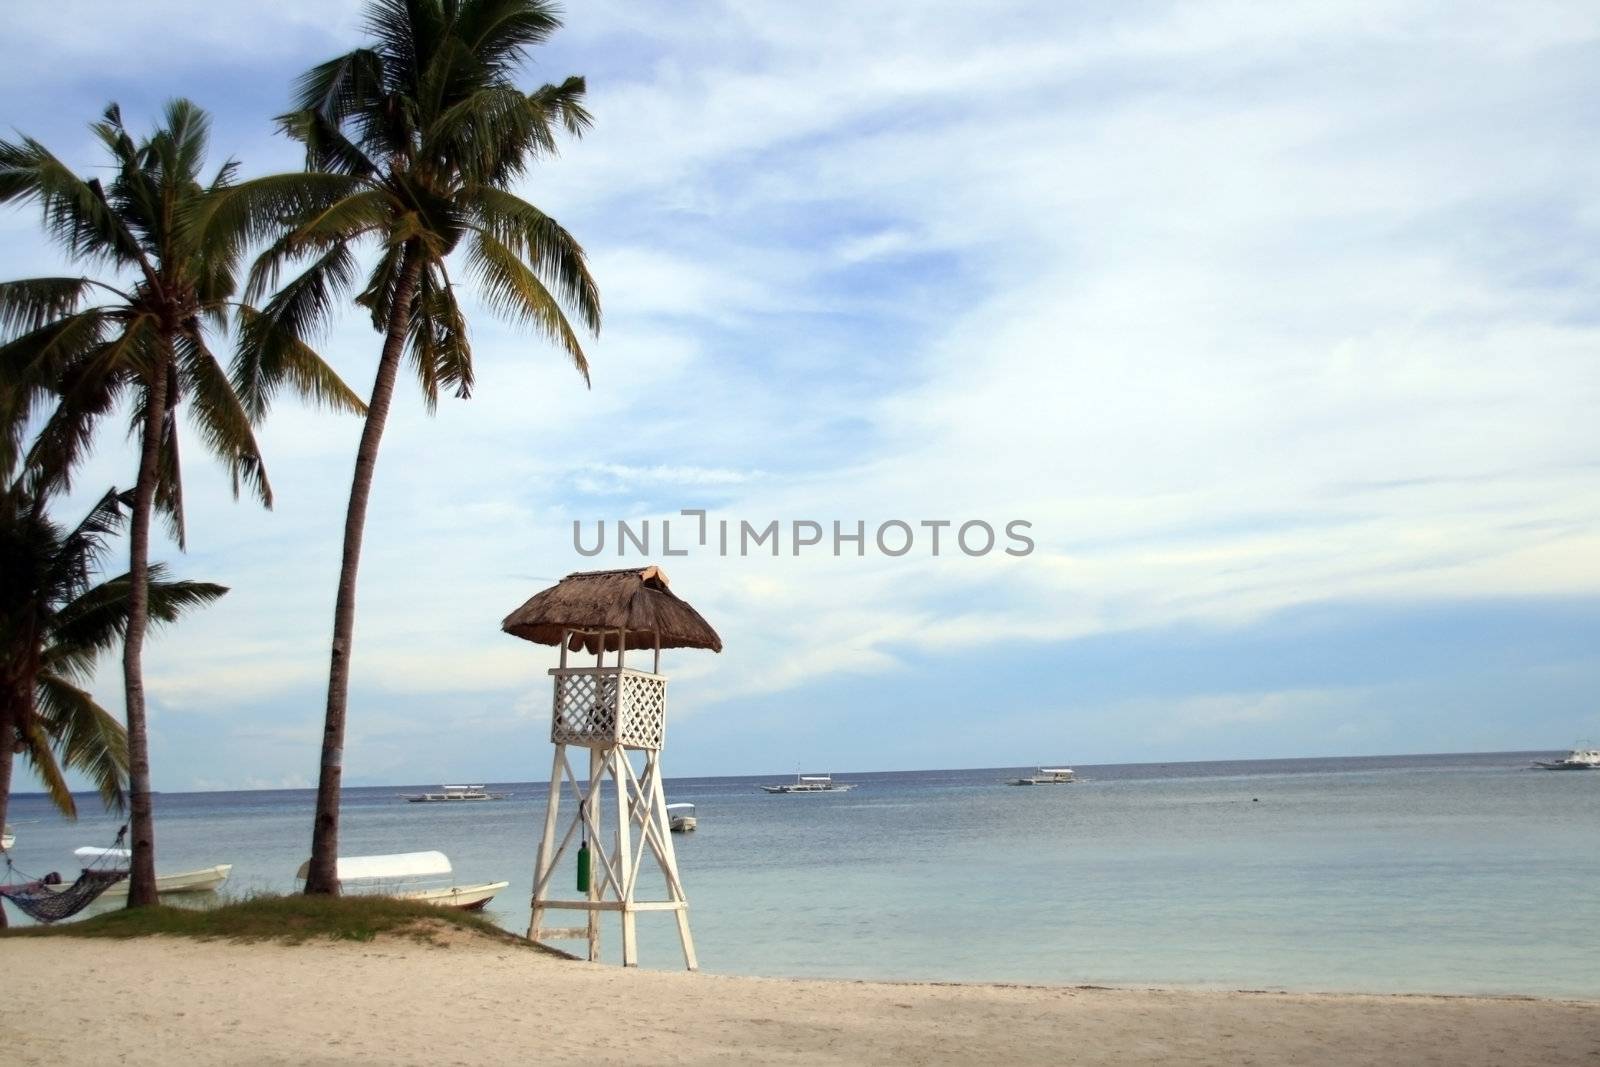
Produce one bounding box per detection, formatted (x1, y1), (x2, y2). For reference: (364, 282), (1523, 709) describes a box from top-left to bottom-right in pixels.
(0, 705), (14, 929)
(123, 366), (169, 908)
(305, 249), (423, 895)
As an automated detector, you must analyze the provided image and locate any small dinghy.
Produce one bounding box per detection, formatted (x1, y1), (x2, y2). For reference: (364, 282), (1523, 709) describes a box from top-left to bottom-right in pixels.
(666, 803), (697, 832)
(49, 848), (232, 895)
(295, 851), (508, 910)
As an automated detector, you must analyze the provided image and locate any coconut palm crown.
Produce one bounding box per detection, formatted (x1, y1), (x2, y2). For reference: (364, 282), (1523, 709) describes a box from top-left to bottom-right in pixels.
(0, 100), (362, 905)
(0, 473), (226, 926)
(219, 0), (601, 894)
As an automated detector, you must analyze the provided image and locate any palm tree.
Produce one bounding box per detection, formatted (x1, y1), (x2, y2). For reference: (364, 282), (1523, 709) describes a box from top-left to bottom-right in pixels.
(0, 474), (225, 928)
(0, 101), (362, 905)
(226, 0), (601, 894)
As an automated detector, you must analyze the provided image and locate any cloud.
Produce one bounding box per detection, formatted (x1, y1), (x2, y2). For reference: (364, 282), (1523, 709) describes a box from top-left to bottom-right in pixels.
(4, 0), (1598, 789)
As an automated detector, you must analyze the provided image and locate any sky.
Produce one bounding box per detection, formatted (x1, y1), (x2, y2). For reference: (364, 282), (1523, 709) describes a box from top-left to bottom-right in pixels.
(3, 0), (1598, 792)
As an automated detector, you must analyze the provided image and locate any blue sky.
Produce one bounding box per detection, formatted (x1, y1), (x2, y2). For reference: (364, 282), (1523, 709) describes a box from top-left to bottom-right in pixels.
(4, 1), (1598, 791)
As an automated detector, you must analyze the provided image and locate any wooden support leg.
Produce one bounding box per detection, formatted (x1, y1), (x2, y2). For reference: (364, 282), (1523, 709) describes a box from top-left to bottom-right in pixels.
(529, 743), (565, 941)
(614, 748), (638, 967)
(585, 747), (602, 963)
(648, 751), (698, 970)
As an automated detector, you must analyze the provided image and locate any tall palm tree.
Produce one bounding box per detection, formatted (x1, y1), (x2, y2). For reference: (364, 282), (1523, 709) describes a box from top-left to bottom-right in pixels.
(0, 101), (362, 905)
(226, 0), (601, 893)
(0, 473), (225, 928)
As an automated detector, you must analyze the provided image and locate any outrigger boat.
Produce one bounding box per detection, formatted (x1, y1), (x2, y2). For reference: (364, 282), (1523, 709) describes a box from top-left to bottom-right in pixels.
(295, 851), (508, 910)
(666, 803), (698, 832)
(1008, 767), (1075, 785)
(397, 784), (513, 802)
(47, 847), (232, 895)
(759, 774), (854, 794)
(1532, 745), (1600, 771)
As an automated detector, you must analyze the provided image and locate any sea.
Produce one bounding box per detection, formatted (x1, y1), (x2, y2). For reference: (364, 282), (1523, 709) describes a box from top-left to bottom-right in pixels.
(4, 751), (1597, 998)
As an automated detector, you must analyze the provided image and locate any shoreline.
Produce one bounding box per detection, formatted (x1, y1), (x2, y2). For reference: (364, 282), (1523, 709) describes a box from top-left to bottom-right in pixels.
(7, 934), (1597, 1065)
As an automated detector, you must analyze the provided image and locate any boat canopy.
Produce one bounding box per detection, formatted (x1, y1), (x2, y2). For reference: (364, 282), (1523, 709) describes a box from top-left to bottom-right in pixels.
(664, 803), (696, 812)
(75, 846), (132, 861)
(442, 785), (485, 791)
(799, 776), (832, 782)
(1038, 768), (1073, 774)
(294, 850), (453, 882)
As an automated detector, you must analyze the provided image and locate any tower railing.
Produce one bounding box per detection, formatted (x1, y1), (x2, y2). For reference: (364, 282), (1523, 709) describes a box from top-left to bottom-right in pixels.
(548, 666), (667, 750)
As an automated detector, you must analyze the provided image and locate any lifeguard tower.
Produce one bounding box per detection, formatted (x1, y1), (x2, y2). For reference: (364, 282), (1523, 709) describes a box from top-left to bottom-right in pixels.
(501, 566), (721, 969)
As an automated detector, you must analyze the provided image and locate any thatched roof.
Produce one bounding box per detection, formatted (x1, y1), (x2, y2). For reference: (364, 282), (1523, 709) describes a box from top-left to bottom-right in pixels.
(501, 565), (723, 654)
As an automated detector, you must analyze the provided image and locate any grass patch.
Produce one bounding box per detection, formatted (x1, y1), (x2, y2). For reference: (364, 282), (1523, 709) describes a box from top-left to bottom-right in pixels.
(0, 893), (541, 947)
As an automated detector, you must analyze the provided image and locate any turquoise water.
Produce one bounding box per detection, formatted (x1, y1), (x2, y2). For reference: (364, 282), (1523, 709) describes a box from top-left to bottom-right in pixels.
(5, 752), (1597, 997)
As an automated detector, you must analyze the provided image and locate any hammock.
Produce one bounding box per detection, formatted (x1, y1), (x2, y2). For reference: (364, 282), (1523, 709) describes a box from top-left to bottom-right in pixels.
(0, 824), (129, 924)
(0, 868), (127, 923)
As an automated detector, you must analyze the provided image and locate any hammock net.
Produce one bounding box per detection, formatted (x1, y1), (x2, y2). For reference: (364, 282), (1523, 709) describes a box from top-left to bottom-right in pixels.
(0, 868), (127, 923)
(1, 824), (130, 923)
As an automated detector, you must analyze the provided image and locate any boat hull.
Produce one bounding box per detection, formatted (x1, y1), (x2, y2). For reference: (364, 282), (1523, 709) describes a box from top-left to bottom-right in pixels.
(50, 864), (232, 896)
(394, 881), (510, 910)
(669, 816), (697, 832)
(759, 785), (854, 793)
(1533, 762), (1600, 770)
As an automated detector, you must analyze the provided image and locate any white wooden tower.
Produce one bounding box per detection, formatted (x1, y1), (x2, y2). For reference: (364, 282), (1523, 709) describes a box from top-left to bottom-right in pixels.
(501, 566), (722, 969)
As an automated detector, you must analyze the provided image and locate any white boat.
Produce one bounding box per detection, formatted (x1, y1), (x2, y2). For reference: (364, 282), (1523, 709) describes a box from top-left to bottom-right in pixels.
(2, 824), (13, 850)
(397, 784), (513, 802)
(295, 850), (508, 911)
(1008, 767), (1075, 785)
(1533, 745), (1600, 771)
(759, 774), (854, 794)
(45, 848), (231, 895)
(666, 802), (697, 832)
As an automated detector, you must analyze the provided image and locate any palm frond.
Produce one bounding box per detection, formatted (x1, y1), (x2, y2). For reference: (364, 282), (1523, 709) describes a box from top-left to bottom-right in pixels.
(45, 561), (227, 682)
(177, 333), (272, 507)
(530, 75), (592, 138)
(0, 136), (145, 266)
(406, 260), (472, 410)
(455, 0), (562, 77)
(202, 172), (367, 258)
(16, 710), (78, 818)
(0, 277), (99, 342)
(0, 308), (114, 480)
(34, 671), (129, 814)
(233, 307), (367, 420)
(469, 187), (600, 332)
(464, 227), (588, 381)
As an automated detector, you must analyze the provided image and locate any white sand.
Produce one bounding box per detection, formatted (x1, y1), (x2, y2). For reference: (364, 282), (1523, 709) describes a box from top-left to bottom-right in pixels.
(4, 933), (1597, 1066)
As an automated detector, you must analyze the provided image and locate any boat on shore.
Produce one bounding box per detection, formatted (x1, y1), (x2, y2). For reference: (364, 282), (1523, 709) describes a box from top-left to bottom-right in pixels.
(759, 774), (854, 794)
(46, 848), (231, 895)
(398, 785), (513, 802)
(1008, 767), (1075, 785)
(1532, 745), (1600, 771)
(296, 851), (508, 911)
(666, 803), (697, 832)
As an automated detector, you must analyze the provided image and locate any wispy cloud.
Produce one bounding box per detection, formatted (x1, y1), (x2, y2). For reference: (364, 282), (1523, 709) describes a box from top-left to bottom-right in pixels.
(4, 0), (1598, 787)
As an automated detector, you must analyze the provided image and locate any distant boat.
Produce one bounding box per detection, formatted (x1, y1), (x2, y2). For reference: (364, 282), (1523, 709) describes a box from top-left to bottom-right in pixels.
(295, 850), (508, 911)
(759, 774), (854, 794)
(1532, 745), (1600, 771)
(666, 803), (697, 832)
(397, 784), (513, 802)
(1008, 767), (1075, 785)
(47, 847), (231, 895)
(2, 824), (13, 850)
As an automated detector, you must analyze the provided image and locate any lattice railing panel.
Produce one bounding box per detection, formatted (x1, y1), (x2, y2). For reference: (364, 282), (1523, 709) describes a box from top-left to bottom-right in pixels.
(618, 673), (666, 749)
(550, 668), (667, 749)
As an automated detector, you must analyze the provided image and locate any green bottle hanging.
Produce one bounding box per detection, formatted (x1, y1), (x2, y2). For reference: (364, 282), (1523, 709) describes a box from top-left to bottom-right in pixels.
(575, 796), (592, 893)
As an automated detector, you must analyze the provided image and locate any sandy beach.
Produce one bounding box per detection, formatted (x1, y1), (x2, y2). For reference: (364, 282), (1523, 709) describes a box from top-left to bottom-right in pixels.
(5, 931), (1596, 1066)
